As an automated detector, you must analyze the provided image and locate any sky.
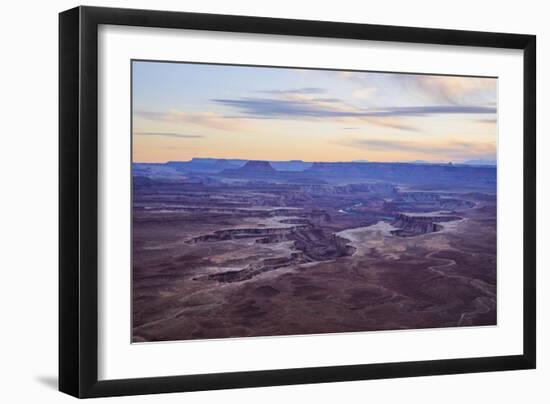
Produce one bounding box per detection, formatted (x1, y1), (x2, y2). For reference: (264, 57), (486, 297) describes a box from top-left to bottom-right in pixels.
(132, 61), (497, 163)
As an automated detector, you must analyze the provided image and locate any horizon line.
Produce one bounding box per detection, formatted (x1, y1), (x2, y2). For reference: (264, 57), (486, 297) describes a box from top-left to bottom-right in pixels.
(132, 157), (496, 166)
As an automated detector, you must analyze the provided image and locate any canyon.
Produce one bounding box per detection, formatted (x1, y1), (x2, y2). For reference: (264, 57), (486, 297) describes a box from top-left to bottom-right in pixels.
(132, 159), (497, 342)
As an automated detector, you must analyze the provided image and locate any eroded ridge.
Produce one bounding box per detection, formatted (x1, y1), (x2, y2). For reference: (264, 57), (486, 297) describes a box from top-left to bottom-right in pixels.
(391, 213), (462, 237)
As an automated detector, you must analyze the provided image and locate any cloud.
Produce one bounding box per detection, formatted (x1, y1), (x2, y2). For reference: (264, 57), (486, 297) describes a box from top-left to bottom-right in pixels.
(352, 87), (377, 99)
(381, 105), (496, 116)
(211, 97), (496, 119)
(346, 138), (496, 159)
(310, 97), (341, 103)
(365, 118), (419, 132)
(259, 87), (326, 95)
(133, 132), (203, 139)
(337, 71), (372, 84)
(476, 118), (497, 124)
(397, 75), (497, 105)
(134, 109), (248, 131)
(212, 95), (494, 133)
(336, 71), (496, 106)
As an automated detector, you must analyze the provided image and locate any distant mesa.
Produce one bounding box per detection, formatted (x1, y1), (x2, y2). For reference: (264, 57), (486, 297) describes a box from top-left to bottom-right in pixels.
(134, 158), (497, 190)
(308, 162), (336, 171)
(166, 158), (246, 173)
(462, 159), (496, 166)
(237, 160), (276, 172)
(219, 159), (279, 179)
(270, 160), (312, 171)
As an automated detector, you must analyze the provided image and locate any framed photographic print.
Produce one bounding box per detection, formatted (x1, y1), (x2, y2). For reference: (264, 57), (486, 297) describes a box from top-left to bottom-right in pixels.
(59, 6), (536, 398)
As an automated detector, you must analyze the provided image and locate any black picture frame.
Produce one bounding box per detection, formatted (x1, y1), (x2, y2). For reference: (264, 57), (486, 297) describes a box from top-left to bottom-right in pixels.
(59, 5), (536, 398)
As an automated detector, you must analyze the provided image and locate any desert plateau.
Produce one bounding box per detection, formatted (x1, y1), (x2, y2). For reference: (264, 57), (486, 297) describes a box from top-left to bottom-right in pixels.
(132, 159), (497, 342)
